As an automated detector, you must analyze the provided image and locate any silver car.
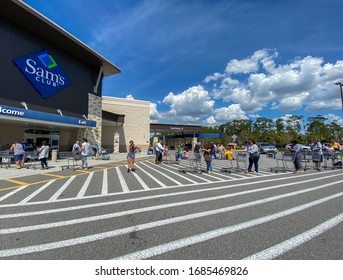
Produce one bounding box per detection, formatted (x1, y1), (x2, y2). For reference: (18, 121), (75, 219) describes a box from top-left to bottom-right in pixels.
(257, 142), (278, 154)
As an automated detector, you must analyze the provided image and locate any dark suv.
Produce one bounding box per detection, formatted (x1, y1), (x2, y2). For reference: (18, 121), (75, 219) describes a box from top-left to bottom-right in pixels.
(257, 142), (278, 154)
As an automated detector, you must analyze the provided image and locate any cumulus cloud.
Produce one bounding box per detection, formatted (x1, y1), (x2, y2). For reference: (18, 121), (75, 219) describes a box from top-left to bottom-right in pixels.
(206, 49), (343, 113)
(162, 85), (215, 119)
(204, 104), (249, 126)
(150, 49), (343, 125)
(150, 102), (161, 121)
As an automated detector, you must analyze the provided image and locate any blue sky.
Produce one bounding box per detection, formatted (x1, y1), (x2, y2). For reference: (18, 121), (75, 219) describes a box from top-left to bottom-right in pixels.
(24, 0), (343, 126)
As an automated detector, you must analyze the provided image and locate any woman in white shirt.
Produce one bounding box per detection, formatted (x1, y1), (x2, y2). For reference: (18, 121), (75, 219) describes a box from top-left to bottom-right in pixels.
(246, 139), (260, 173)
(37, 141), (50, 170)
(81, 138), (90, 170)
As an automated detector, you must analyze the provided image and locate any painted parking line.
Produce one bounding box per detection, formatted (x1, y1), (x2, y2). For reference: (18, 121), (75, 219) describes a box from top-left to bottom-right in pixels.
(18, 180), (56, 205)
(4, 178), (28, 186)
(0, 186), (26, 202)
(41, 173), (68, 179)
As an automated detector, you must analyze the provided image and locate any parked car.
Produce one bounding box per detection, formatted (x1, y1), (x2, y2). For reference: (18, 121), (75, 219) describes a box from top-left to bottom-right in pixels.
(285, 144), (311, 151)
(257, 142), (278, 154)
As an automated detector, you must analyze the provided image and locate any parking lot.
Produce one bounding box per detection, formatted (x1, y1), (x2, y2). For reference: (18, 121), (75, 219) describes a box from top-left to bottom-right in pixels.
(0, 151), (339, 206)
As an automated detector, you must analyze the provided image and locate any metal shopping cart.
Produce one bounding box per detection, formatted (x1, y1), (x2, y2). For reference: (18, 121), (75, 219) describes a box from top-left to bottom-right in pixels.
(0, 151), (13, 169)
(163, 150), (180, 164)
(60, 151), (82, 170)
(221, 151), (248, 173)
(271, 151), (295, 173)
(303, 151), (322, 171)
(332, 150), (342, 169)
(25, 151), (39, 169)
(178, 158), (203, 174)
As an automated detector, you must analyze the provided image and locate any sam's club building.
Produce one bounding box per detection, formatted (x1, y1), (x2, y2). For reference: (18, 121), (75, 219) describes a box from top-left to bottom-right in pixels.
(0, 0), (150, 153)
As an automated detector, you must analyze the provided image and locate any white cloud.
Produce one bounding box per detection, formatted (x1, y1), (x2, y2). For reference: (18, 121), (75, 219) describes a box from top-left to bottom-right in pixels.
(163, 85), (215, 118)
(150, 102), (161, 121)
(203, 104), (249, 126)
(225, 49), (276, 74)
(207, 49), (343, 113)
(204, 116), (217, 126)
(204, 72), (224, 83)
(324, 113), (343, 126)
(125, 94), (135, 100)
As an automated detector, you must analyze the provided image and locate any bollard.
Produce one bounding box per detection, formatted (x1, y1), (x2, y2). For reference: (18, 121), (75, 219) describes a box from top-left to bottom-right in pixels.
(51, 149), (58, 162)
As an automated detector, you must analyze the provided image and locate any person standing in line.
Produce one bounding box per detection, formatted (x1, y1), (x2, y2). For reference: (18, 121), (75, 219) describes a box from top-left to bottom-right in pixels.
(310, 138), (323, 169)
(127, 140), (140, 173)
(288, 139), (303, 172)
(204, 148), (213, 173)
(10, 139), (25, 169)
(81, 138), (90, 170)
(331, 139), (341, 151)
(37, 141), (49, 170)
(246, 139), (260, 173)
(183, 149), (189, 159)
(194, 144), (202, 161)
(72, 140), (81, 153)
(72, 140), (81, 161)
(176, 145), (182, 161)
(91, 142), (99, 159)
(155, 140), (164, 164)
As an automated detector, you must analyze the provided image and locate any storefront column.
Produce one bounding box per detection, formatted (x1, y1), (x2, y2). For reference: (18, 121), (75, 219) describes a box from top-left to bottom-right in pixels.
(113, 132), (120, 153)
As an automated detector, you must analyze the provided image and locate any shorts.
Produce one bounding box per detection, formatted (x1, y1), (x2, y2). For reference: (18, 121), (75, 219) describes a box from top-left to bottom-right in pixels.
(127, 152), (135, 159)
(14, 154), (24, 161)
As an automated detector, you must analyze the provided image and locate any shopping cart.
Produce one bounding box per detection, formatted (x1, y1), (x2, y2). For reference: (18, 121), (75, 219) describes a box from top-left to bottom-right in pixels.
(303, 151), (322, 171)
(163, 150), (180, 164)
(25, 151), (39, 169)
(60, 151), (82, 170)
(271, 151), (295, 173)
(0, 151), (13, 169)
(178, 158), (203, 174)
(221, 151), (248, 173)
(332, 150), (342, 169)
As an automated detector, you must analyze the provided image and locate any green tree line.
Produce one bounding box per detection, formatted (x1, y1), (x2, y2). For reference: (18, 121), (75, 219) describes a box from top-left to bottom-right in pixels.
(201, 115), (343, 146)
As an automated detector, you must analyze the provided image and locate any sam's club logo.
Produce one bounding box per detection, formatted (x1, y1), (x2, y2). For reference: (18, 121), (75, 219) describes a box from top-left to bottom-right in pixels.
(13, 49), (71, 99)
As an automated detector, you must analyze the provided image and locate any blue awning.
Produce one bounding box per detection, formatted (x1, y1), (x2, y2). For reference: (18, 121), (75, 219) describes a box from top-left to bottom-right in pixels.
(0, 104), (96, 128)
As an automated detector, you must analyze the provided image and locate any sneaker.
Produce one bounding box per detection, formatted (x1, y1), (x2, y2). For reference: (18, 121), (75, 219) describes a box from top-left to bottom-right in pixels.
(127, 168), (130, 173)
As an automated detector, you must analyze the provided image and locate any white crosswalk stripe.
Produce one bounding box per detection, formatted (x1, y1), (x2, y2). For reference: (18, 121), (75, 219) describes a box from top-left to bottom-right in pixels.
(116, 167), (129, 192)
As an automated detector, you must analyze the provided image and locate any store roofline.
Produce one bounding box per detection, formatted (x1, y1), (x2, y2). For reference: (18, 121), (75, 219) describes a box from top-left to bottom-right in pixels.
(1, 0), (121, 77)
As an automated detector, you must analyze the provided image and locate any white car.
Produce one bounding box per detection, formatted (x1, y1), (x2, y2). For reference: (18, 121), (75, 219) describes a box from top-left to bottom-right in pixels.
(286, 144), (311, 151)
(257, 142), (278, 154)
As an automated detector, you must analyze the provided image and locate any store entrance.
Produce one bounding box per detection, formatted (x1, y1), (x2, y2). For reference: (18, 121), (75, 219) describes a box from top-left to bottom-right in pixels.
(24, 129), (60, 152)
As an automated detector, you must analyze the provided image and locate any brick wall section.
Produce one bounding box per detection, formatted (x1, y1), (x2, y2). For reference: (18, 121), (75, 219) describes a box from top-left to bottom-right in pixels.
(77, 93), (102, 149)
(102, 96), (150, 152)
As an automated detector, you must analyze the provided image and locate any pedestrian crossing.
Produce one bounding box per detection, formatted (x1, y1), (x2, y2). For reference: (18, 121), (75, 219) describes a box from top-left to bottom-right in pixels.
(0, 159), (325, 206)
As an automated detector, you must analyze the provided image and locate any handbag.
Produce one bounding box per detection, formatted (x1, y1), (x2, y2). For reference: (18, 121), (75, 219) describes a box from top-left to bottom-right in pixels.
(250, 152), (259, 159)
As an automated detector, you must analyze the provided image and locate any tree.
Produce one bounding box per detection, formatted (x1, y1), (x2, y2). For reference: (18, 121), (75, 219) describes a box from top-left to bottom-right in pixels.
(306, 115), (330, 142)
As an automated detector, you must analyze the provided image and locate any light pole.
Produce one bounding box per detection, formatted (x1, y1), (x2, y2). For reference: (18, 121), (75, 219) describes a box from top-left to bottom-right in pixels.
(334, 82), (343, 111)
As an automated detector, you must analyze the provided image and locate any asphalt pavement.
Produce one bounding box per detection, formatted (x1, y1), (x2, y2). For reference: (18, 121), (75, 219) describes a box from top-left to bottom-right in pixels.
(0, 151), (342, 260)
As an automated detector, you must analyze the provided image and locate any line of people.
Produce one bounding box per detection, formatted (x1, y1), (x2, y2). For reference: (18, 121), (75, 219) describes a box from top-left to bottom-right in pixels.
(288, 139), (342, 172)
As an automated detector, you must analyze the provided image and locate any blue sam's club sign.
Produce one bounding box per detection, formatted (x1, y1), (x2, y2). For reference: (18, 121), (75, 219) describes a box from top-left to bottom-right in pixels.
(13, 49), (71, 99)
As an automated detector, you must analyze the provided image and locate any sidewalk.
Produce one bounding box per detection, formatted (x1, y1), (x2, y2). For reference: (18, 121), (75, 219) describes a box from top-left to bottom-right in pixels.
(0, 152), (152, 180)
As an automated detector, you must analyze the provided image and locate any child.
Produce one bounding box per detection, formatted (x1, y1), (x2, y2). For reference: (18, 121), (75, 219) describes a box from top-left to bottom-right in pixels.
(224, 147), (234, 160)
(183, 149), (189, 160)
